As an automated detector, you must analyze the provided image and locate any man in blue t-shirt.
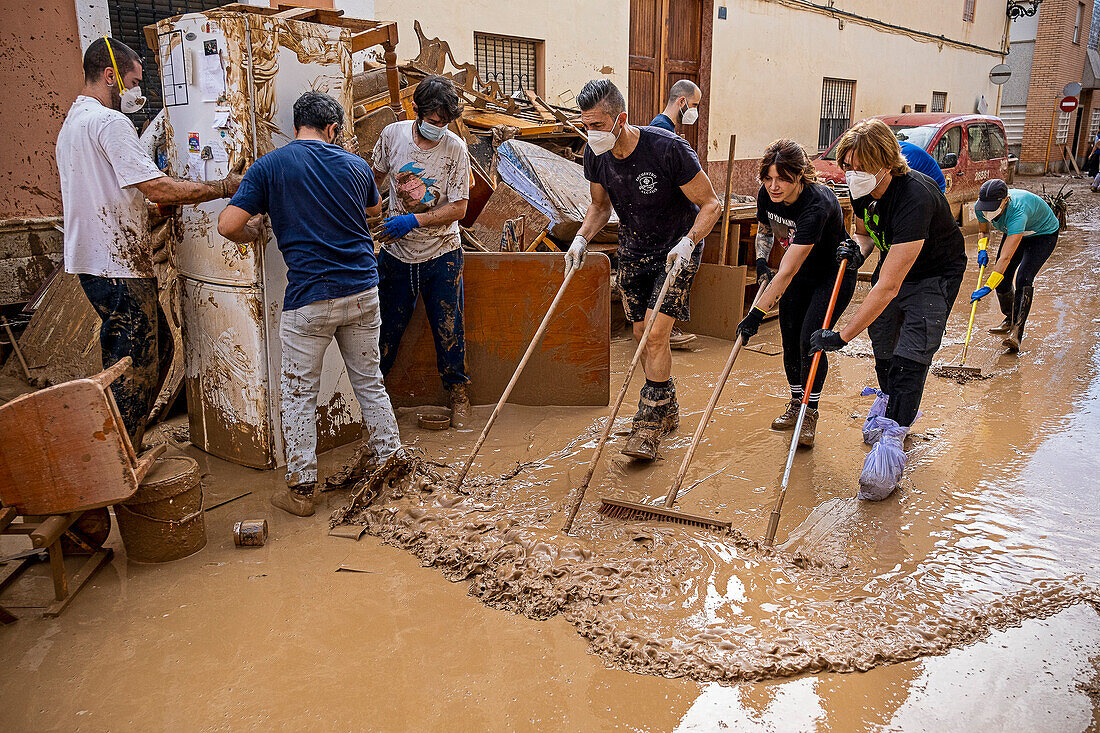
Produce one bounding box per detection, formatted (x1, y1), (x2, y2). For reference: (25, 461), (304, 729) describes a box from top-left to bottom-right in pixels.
(649, 79), (701, 133)
(218, 91), (401, 517)
(899, 141), (946, 193)
(568, 79), (721, 461)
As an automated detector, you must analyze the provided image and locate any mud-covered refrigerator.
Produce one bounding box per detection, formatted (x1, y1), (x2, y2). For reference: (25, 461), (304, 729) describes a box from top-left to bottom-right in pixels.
(153, 10), (361, 468)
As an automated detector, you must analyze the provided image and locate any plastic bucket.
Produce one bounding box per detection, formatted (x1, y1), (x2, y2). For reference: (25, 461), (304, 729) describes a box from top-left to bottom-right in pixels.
(115, 455), (206, 563)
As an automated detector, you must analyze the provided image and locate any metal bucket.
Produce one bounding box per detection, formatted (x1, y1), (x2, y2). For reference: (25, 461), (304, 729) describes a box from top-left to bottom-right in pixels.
(115, 455), (206, 563)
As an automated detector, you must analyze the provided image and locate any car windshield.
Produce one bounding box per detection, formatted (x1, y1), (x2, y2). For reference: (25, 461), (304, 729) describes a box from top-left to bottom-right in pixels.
(823, 123), (939, 159)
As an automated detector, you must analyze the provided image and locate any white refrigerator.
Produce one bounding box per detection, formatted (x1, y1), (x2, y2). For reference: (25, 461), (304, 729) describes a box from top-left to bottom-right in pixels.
(154, 10), (361, 468)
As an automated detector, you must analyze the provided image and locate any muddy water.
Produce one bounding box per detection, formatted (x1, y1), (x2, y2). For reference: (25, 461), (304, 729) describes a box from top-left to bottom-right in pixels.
(2, 179), (1099, 730)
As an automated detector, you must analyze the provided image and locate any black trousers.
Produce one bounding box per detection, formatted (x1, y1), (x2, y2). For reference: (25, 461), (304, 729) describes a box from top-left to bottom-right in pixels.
(78, 275), (173, 444)
(994, 231), (1058, 316)
(777, 270), (857, 400)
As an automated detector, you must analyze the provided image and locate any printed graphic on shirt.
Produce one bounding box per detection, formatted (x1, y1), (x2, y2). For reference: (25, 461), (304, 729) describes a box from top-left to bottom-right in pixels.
(765, 212), (797, 250)
(394, 161), (439, 214)
(863, 202), (888, 252)
(637, 171), (658, 195)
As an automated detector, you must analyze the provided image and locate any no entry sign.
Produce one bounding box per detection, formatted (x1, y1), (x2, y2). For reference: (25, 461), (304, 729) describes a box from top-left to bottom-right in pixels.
(1060, 96), (1079, 113)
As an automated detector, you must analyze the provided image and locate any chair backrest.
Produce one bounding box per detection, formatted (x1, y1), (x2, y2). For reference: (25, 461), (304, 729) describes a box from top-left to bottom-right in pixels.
(0, 365), (140, 515)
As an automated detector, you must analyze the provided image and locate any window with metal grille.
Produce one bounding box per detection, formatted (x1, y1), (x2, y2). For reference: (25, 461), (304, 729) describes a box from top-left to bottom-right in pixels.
(963, 0), (976, 23)
(931, 92), (948, 113)
(473, 32), (540, 96)
(109, 0), (227, 129)
(914, 104), (927, 113)
(1089, 108), (1100, 141)
(1057, 111), (1071, 144)
(819, 78), (855, 150)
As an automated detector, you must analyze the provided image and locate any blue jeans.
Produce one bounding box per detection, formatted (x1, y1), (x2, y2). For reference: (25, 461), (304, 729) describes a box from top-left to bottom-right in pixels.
(378, 248), (469, 387)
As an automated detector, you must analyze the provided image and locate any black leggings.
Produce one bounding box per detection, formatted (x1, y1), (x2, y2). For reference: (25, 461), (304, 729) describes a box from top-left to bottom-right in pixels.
(778, 271), (857, 405)
(995, 231), (1058, 309)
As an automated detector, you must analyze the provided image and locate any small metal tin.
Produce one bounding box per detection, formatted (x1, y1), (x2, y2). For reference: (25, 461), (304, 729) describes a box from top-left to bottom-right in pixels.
(417, 412), (451, 430)
(233, 519), (268, 547)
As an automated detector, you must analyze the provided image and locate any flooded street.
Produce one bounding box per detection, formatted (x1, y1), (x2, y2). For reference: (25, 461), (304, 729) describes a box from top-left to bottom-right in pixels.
(2, 177), (1099, 731)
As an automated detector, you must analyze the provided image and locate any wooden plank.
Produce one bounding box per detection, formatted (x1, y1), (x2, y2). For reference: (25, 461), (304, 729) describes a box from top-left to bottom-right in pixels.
(385, 252), (611, 408)
(463, 111), (562, 135)
(677, 263), (747, 340)
(468, 183), (551, 253)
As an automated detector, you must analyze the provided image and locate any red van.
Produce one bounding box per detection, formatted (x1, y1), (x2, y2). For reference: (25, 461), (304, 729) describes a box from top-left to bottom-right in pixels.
(813, 114), (1010, 220)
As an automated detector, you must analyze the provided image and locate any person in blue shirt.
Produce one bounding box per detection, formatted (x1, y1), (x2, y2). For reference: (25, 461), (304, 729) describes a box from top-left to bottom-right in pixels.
(649, 79), (701, 133)
(218, 91), (401, 517)
(969, 179), (1060, 351)
(899, 140), (946, 193)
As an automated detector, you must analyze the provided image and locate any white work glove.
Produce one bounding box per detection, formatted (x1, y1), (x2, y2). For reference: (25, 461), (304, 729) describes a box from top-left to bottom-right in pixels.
(665, 236), (696, 273)
(565, 235), (588, 270)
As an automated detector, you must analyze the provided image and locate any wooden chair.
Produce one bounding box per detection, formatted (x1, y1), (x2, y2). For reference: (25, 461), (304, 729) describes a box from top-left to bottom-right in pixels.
(0, 357), (164, 620)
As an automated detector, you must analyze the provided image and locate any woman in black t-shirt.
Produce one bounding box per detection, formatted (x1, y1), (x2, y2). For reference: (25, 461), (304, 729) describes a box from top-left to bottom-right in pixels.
(736, 139), (858, 448)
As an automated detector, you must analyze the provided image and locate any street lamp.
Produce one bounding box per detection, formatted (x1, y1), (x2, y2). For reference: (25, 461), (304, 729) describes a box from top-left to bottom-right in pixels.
(1007, 0), (1044, 19)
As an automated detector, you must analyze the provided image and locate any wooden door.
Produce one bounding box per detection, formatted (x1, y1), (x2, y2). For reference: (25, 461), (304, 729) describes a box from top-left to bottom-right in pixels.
(628, 0), (709, 159)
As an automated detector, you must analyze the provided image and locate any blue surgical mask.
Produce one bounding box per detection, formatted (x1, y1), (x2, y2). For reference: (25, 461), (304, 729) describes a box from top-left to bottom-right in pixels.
(418, 119), (446, 142)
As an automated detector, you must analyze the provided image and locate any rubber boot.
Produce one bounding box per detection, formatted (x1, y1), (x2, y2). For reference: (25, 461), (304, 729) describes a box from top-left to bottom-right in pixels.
(271, 481), (317, 517)
(661, 381), (679, 434)
(989, 288), (1014, 334)
(448, 383), (472, 429)
(1003, 285), (1033, 352)
(771, 398), (801, 430)
(622, 382), (669, 460)
(797, 408), (819, 448)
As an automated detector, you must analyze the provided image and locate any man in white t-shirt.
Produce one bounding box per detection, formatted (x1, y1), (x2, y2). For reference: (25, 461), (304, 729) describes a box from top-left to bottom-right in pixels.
(57, 37), (241, 445)
(370, 75), (472, 426)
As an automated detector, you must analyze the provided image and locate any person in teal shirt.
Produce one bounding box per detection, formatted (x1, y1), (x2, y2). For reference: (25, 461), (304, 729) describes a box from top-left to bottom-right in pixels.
(969, 179), (1059, 351)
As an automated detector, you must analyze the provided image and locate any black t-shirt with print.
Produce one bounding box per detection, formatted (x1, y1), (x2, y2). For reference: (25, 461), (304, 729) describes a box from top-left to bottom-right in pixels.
(755, 182), (846, 286)
(583, 127), (701, 260)
(851, 170), (967, 283)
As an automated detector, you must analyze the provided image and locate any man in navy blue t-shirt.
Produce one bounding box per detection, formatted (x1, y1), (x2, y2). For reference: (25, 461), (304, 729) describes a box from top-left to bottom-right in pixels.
(568, 79), (721, 461)
(219, 91), (401, 518)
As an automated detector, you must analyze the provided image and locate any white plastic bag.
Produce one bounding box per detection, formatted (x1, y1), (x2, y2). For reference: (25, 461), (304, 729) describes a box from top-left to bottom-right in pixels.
(858, 419), (908, 501)
(860, 386), (891, 445)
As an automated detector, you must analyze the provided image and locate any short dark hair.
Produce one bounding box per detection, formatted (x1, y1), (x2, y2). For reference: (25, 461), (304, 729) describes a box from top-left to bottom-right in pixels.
(84, 37), (140, 83)
(758, 138), (819, 185)
(667, 79), (699, 105)
(293, 90), (344, 133)
(412, 75), (462, 123)
(577, 79), (625, 117)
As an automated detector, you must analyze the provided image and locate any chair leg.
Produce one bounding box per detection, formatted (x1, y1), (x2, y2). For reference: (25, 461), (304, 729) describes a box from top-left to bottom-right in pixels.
(43, 548), (112, 618)
(48, 542), (68, 602)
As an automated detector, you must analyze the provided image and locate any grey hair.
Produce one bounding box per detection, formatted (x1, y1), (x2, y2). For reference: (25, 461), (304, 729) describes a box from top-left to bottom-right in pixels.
(577, 79), (625, 117)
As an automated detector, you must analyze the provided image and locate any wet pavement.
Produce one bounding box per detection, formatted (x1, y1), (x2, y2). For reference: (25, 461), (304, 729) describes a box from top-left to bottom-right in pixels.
(1, 176), (1099, 731)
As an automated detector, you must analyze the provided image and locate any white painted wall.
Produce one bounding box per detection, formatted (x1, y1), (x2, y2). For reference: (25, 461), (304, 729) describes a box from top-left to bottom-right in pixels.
(346, 0), (629, 107)
(74, 0), (110, 51)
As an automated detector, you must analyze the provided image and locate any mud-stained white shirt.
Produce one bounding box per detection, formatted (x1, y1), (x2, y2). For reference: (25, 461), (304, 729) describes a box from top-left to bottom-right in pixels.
(371, 121), (470, 264)
(57, 96), (165, 278)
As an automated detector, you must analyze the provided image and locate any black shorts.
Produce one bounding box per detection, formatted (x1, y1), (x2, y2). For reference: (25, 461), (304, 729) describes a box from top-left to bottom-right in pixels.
(618, 245), (702, 323)
(868, 272), (964, 366)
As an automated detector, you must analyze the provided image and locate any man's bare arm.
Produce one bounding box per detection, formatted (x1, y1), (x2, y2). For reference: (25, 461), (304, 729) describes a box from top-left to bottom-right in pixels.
(679, 170), (722, 244)
(217, 205), (262, 243)
(135, 173), (240, 206)
(576, 182), (613, 242)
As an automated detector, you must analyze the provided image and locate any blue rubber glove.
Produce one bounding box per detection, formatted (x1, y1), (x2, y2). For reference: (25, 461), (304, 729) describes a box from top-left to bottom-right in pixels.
(977, 249), (989, 267)
(971, 286), (992, 303)
(381, 213), (419, 240)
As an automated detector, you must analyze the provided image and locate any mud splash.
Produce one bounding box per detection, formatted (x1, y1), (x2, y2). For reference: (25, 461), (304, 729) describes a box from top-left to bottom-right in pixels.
(332, 453), (1097, 685)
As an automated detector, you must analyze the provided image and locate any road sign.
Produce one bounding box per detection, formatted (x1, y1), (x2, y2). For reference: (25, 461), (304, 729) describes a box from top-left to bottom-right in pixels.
(989, 64), (1011, 85)
(1060, 96), (1079, 113)
(1063, 82), (1082, 98)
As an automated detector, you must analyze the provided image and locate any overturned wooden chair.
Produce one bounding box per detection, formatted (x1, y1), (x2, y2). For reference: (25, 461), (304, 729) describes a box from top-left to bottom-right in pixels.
(0, 357), (164, 620)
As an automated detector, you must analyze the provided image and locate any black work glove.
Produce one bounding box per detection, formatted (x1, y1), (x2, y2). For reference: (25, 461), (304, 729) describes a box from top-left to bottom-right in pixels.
(836, 239), (865, 271)
(736, 307), (767, 345)
(755, 257), (774, 285)
(810, 328), (847, 353)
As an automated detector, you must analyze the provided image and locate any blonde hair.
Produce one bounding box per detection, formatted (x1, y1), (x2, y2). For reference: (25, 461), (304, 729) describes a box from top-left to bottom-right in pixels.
(834, 118), (910, 176)
(758, 138), (820, 186)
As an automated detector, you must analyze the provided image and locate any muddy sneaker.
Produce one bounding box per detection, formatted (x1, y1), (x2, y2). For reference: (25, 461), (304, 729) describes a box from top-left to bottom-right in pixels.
(621, 425), (661, 460)
(797, 408), (819, 448)
(447, 383), (472, 429)
(271, 482), (316, 517)
(988, 317), (1012, 334)
(669, 327), (697, 350)
(771, 399), (801, 430)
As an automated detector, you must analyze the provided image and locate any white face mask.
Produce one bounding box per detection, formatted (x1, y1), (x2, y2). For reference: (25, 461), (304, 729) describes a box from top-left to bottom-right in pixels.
(845, 169), (884, 199)
(418, 119), (446, 142)
(120, 85), (146, 114)
(587, 116), (623, 155)
(681, 106), (698, 125)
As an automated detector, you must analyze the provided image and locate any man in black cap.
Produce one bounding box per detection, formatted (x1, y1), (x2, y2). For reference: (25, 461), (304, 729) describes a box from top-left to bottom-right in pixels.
(969, 178), (1060, 351)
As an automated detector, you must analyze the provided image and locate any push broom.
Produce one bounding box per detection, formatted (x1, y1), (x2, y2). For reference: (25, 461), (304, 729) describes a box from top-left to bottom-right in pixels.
(452, 262), (578, 492)
(764, 259), (849, 546)
(932, 259), (986, 380)
(597, 289), (769, 530)
(561, 260), (682, 534)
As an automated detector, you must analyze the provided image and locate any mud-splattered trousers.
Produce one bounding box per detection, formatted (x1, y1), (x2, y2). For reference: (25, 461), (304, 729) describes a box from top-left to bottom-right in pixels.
(280, 287), (401, 487)
(78, 275), (172, 446)
(377, 248), (469, 386)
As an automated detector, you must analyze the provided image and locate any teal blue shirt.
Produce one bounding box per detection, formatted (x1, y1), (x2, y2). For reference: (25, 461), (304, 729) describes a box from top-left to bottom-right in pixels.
(976, 189), (1059, 238)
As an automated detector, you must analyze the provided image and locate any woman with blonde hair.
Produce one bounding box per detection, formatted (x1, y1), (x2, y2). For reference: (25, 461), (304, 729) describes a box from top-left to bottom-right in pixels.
(809, 118), (966, 431)
(736, 138), (857, 447)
